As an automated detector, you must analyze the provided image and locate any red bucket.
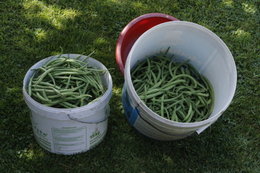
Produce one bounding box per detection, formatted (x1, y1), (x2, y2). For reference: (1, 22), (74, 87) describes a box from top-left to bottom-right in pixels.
(115, 13), (179, 74)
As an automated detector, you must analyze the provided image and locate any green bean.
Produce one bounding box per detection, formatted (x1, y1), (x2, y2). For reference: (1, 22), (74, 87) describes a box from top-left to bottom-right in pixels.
(52, 71), (90, 76)
(44, 58), (66, 69)
(149, 76), (166, 90)
(151, 70), (158, 84)
(184, 66), (191, 76)
(28, 73), (36, 96)
(54, 76), (88, 83)
(60, 102), (78, 108)
(145, 59), (152, 82)
(143, 85), (147, 101)
(84, 75), (98, 87)
(169, 61), (176, 78)
(153, 94), (183, 103)
(80, 92), (85, 107)
(58, 102), (71, 108)
(139, 91), (164, 100)
(133, 79), (143, 84)
(161, 79), (186, 90)
(43, 55), (62, 68)
(31, 88), (57, 94)
(193, 106), (204, 118)
(186, 110), (194, 123)
(48, 92), (79, 99)
(135, 83), (146, 94)
(34, 68), (54, 85)
(38, 67), (56, 85)
(145, 88), (163, 95)
(35, 92), (50, 103)
(156, 64), (162, 81)
(183, 103), (193, 122)
(198, 96), (208, 105)
(46, 94), (91, 106)
(65, 75), (72, 89)
(165, 105), (170, 119)
(65, 94), (92, 101)
(50, 68), (88, 73)
(42, 90), (50, 101)
(194, 92), (209, 97)
(177, 110), (186, 120)
(172, 108), (178, 121)
(60, 83), (85, 93)
(131, 60), (147, 76)
(32, 81), (61, 89)
(161, 95), (164, 118)
(173, 74), (199, 88)
(164, 47), (170, 56)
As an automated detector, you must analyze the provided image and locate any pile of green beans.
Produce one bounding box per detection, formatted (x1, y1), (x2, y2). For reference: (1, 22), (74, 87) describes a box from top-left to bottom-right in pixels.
(27, 55), (106, 108)
(131, 53), (214, 123)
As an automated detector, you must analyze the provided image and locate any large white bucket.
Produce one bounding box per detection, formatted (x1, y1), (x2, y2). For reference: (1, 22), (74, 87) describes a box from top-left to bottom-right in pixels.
(23, 54), (113, 154)
(123, 21), (237, 140)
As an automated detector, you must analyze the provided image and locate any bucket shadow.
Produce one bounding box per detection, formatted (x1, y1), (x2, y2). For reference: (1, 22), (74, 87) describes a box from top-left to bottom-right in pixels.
(114, 114), (243, 172)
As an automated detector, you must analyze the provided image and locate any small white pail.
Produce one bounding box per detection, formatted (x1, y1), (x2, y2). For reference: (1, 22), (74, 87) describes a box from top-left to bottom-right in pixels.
(23, 54), (113, 154)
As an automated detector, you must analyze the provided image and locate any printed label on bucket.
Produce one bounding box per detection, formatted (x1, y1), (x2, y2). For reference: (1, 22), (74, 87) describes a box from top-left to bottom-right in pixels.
(30, 110), (108, 154)
(51, 126), (87, 153)
(33, 125), (51, 151)
(89, 127), (106, 149)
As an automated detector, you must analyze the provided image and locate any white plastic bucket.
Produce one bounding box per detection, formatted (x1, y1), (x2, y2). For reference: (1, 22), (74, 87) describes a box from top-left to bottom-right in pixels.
(123, 21), (237, 140)
(23, 54), (113, 154)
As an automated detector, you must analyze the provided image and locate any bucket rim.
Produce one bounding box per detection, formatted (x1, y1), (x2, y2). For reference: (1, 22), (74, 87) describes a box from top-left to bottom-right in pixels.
(124, 21), (237, 127)
(115, 13), (179, 74)
(23, 54), (113, 115)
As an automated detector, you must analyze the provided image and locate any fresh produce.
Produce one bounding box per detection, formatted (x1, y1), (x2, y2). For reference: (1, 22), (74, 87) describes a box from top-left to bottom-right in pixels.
(131, 51), (214, 122)
(28, 55), (106, 108)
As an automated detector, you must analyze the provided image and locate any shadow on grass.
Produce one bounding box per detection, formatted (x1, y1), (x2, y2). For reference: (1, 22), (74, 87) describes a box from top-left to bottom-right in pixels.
(0, 0), (259, 172)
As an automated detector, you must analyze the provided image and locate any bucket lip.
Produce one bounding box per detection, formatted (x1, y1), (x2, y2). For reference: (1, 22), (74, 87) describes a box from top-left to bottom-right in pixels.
(23, 53), (113, 115)
(124, 21), (237, 128)
(115, 13), (179, 74)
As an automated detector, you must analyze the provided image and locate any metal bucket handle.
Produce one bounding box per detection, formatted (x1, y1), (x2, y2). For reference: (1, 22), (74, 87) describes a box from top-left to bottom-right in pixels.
(67, 105), (110, 124)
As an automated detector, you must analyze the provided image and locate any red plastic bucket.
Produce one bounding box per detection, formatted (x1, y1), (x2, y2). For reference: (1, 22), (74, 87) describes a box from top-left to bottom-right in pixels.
(115, 13), (179, 74)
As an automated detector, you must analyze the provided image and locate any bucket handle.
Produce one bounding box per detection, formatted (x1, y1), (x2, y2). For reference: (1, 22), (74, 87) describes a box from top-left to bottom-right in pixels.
(67, 114), (108, 124)
(66, 105), (110, 124)
(196, 124), (211, 134)
(196, 117), (219, 134)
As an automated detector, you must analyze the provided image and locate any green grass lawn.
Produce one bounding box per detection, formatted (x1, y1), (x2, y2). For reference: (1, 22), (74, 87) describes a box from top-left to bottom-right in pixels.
(0, 0), (259, 172)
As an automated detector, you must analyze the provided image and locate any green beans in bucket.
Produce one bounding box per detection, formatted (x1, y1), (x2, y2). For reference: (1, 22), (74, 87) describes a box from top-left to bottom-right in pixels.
(28, 55), (106, 108)
(131, 51), (214, 123)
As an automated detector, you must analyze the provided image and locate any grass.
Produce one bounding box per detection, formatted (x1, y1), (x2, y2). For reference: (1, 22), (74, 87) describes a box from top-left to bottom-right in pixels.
(0, 0), (259, 172)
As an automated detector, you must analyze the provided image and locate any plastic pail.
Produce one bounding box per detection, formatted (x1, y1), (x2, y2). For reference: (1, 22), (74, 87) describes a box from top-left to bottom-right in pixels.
(116, 13), (179, 74)
(123, 21), (237, 140)
(23, 54), (113, 154)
